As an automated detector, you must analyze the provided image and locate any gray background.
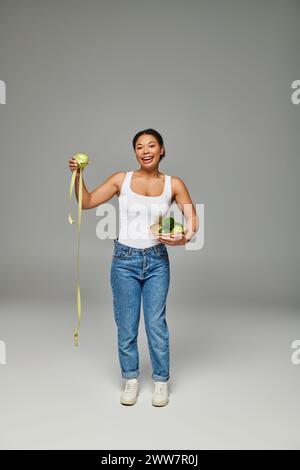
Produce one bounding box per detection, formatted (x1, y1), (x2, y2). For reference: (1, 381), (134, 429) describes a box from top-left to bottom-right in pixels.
(0, 0), (299, 449)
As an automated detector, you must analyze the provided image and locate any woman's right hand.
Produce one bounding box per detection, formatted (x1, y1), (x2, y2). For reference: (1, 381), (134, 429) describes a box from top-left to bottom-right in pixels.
(68, 156), (80, 174)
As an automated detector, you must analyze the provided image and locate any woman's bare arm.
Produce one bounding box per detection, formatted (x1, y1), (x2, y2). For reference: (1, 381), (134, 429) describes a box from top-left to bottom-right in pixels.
(86, 172), (125, 209)
(172, 176), (199, 242)
(68, 156), (124, 209)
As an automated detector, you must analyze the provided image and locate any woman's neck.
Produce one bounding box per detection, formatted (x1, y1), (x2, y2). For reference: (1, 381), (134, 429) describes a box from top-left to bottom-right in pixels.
(136, 167), (161, 178)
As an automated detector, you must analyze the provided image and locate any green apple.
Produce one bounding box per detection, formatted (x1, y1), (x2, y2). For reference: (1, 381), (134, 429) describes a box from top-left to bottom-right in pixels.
(171, 223), (184, 234)
(161, 216), (175, 232)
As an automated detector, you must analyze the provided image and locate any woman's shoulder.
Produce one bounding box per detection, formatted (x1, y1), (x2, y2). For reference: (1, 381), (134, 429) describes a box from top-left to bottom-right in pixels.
(169, 175), (184, 188)
(169, 176), (188, 204)
(110, 171), (128, 197)
(170, 175), (187, 188)
(170, 174), (184, 182)
(113, 171), (127, 177)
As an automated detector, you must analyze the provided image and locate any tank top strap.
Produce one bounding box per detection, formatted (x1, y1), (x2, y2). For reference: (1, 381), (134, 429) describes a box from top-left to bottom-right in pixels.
(165, 174), (172, 204)
(120, 171), (132, 196)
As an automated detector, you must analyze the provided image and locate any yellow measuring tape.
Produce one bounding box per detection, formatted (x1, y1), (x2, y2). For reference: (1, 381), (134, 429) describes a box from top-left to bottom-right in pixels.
(68, 153), (89, 347)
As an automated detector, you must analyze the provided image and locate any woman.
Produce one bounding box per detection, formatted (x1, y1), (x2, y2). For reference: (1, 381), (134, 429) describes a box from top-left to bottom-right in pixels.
(68, 128), (198, 407)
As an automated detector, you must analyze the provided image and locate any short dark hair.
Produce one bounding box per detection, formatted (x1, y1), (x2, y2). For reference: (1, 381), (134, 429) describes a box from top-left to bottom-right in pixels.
(132, 128), (166, 160)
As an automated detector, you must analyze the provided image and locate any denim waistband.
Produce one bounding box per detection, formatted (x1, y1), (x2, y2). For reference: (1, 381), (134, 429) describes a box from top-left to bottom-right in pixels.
(113, 238), (165, 255)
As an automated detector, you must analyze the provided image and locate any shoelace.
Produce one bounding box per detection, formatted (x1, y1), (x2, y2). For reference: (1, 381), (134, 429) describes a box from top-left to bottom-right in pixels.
(125, 381), (138, 392)
(155, 383), (167, 394)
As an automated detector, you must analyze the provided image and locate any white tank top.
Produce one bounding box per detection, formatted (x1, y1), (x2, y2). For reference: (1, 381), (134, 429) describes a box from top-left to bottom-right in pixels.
(117, 170), (172, 248)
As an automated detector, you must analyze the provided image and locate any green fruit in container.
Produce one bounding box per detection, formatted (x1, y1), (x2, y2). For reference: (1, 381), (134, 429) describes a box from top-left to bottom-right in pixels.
(171, 223), (184, 234)
(161, 216), (175, 232)
(161, 226), (172, 233)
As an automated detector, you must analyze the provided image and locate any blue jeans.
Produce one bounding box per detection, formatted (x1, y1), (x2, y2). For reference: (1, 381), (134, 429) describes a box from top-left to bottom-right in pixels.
(110, 239), (170, 382)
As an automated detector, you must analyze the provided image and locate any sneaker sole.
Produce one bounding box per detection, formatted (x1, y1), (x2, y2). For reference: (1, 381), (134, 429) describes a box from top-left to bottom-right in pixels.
(120, 397), (138, 405)
(120, 401), (137, 406)
(152, 399), (169, 407)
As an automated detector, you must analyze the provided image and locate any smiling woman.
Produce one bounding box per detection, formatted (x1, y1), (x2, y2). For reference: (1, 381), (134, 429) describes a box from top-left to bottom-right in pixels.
(67, 127), (199, 407)
(133, 128), (166, 163)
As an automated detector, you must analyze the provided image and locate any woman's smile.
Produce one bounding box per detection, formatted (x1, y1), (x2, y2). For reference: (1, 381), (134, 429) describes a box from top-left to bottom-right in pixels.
(141, 156), (154, 163)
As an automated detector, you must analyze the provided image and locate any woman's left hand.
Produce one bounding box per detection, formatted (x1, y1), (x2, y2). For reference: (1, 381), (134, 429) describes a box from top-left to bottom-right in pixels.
(157, 234), (187, 246)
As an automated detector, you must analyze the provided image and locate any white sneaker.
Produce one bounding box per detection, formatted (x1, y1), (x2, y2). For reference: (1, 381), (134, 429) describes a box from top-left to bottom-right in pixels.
(120, 378), (139, 405)
(152, 381), (169, 407)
